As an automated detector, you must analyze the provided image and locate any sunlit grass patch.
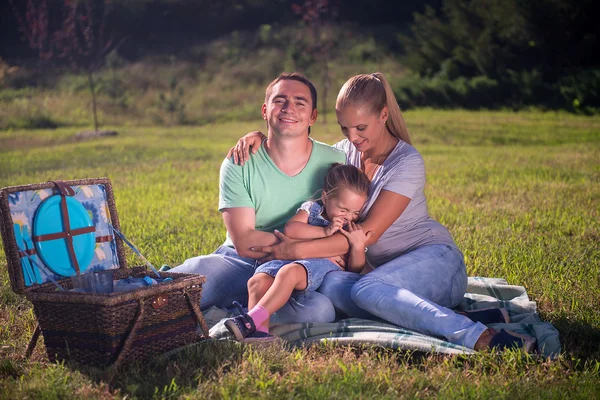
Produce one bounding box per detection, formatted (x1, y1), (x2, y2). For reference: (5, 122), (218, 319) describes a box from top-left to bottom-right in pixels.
(1, 110), (599, 398)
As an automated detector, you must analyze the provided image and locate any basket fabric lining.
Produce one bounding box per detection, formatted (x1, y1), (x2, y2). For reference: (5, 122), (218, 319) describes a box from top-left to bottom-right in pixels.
(6, 183), (120, 284)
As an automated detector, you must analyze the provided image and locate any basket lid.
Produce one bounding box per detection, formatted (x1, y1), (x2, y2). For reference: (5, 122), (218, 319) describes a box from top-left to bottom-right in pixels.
(33, 195), (96, 277)
(0, 178), (128, 294)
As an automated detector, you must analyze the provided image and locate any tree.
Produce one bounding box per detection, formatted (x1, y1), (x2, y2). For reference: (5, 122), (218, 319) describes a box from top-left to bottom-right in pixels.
(400, 0), (599, 81)
(10, 0), (131, 132)
(396, 0), (599, 110)
(291, 0), (340, 123)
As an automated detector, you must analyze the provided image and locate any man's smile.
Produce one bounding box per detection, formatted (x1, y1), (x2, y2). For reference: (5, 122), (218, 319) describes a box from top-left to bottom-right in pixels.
(278, 117), (298, 123)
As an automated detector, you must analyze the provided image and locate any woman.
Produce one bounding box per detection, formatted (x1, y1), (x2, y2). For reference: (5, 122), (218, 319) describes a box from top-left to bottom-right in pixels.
(231, 72), (535, 352)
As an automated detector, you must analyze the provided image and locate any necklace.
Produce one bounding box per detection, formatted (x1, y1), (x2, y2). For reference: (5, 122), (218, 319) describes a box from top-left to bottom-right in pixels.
(362, 135), (396, 181)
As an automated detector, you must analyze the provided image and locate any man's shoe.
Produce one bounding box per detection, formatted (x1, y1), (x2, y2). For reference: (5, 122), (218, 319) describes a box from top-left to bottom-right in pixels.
(489, 329), (536, 352)
(224, 301), (256, 341)
(463, 308), (510, 325)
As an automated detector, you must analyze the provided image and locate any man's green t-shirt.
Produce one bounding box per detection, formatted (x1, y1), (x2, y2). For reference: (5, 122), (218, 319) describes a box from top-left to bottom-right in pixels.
(218, 138), (346, 247)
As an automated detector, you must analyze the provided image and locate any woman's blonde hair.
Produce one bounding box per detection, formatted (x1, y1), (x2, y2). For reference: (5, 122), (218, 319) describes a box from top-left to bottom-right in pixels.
(335, 72), (412, 145)
(322, 163), (370, 201)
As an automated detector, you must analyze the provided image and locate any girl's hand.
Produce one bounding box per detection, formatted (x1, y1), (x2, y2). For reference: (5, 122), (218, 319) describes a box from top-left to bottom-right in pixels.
(323, 216), (345, 237)
(338, 222), (373, 251)
(226, 131), (266, 165)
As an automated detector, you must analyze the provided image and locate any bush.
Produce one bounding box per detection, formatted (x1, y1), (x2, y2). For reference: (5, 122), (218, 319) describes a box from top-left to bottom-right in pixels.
(396, 75), (503, 109)
(558, 69), (600, 114)
(3, 115), (60, 130)
(395, 70), (600, 111)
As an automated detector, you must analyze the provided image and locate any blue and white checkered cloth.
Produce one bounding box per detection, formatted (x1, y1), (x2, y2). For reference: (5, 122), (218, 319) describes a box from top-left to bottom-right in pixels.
(205, 277), (561, 358)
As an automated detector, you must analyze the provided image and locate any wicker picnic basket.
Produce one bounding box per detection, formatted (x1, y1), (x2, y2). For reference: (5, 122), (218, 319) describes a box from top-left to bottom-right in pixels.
(0, 178), (209, 368)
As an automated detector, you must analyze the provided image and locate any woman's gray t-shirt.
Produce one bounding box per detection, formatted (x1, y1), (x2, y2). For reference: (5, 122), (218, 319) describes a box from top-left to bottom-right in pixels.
(334, 139), (458, 267)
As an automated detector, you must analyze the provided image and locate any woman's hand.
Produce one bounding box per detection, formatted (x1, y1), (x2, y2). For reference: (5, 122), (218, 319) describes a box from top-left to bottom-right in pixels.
(327, 254), (348, 270)
(360, 263), (373, 275)
(338, 222), (373, 251)
(226, 131), (266, 165)
(251, 230), (300, 263)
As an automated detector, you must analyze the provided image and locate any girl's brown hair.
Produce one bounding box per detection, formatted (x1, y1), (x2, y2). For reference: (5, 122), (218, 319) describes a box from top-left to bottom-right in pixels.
(322, 163), (370, 201)
(335, 72), (412, 145)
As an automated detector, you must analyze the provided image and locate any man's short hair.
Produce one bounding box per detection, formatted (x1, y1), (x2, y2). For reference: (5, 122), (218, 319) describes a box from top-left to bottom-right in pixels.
(265, 72), (318, 111)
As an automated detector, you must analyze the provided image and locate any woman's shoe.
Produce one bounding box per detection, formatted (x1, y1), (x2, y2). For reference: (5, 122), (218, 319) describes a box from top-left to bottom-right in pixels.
(463, 308), (510, 325)
(489, 328), (536, 352)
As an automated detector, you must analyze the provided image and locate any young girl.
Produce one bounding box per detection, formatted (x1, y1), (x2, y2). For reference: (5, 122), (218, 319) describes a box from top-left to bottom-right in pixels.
(224, 163), (372, 342)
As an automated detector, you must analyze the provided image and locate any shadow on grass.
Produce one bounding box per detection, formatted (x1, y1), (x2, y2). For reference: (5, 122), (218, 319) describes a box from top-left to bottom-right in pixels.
(68, 339), (244, 398)
(551, 316), (600, 362)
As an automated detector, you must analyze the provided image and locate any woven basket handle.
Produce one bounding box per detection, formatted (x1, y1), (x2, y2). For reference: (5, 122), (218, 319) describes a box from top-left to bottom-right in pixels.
(184, 288), (210, 337)
(113, 299), (146, 369)
(110, 290), (208, 369)
(25, 324), (42, 359)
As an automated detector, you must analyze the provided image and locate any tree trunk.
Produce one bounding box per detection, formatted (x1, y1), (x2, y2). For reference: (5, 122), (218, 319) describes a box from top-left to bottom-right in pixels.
(87, 69), (99, 132)
(322, 58), (329, 124)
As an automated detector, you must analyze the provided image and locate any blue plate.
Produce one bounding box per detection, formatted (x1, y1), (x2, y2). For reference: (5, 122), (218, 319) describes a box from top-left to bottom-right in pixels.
(33, 195), (95, 277)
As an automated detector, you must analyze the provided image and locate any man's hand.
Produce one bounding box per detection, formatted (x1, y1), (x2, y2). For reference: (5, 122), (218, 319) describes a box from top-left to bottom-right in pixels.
(252, 230), (300, 263)
(323, 216), (345, 237)
(338, 222), (373, 251)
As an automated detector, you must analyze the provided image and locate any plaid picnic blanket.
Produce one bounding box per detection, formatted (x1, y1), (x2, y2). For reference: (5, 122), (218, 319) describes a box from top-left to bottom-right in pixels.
(205, 277), (561, 358)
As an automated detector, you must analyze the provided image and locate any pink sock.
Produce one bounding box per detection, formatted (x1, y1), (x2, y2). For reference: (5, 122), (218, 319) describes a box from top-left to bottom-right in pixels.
(248, 305), (270, 333)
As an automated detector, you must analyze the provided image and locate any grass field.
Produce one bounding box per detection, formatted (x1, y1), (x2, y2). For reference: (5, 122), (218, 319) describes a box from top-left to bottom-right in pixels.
(1, 109), (599, 398)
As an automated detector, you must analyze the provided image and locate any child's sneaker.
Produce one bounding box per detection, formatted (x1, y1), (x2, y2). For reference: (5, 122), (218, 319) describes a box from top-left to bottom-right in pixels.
(489, 328), (536, 352)
(462, 308), (510, 325)
(242, 331), (279, 344)
(224, 301), (256, 341)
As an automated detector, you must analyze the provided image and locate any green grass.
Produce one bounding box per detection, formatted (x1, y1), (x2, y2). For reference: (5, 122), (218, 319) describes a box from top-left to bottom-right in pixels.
(1, 110), (600, 398)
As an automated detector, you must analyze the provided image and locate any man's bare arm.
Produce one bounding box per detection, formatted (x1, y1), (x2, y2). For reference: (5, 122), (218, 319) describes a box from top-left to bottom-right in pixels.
(221, 207), (280, 259)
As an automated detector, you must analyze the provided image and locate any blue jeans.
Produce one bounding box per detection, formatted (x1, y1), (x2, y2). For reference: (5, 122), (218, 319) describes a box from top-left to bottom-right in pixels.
(169, 246), (336, 323)
(318, 244), (487, 349)
(256, 258), (341, 291)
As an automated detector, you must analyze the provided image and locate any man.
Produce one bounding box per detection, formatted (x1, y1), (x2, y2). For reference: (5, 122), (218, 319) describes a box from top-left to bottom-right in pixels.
(170, 72), (345, 329)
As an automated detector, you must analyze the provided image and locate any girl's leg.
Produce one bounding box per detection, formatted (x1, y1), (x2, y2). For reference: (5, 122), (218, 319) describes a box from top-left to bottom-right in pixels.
(257, 262), (308, 314)
(225, 261), (334, 340)
(243, 263), (308, 334)
(257, 259), (336, 324)
(351, 244), (487, 349)
(247, 273), (274, 309)
(247, 273), (275, 332)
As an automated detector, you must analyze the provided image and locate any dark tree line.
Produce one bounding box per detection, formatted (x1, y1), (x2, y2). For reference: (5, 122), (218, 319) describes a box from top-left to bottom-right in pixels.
(401, 0), (598, 80)
(3, 0), (598, 112)
(1, 0), (438, 59)
(396, 0), (599, 111)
